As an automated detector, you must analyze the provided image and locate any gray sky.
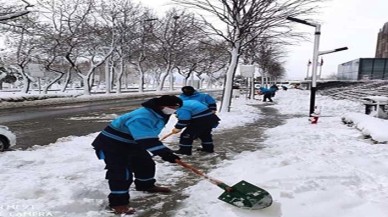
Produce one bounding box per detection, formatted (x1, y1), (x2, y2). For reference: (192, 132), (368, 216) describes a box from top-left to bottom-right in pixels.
(287, 0), (388, 80)
(137, 0), (388, 80)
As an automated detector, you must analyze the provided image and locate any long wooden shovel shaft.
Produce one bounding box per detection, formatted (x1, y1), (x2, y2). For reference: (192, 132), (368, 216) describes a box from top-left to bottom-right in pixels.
(160, 132), (175, 141)
(176, 160), (233, 192)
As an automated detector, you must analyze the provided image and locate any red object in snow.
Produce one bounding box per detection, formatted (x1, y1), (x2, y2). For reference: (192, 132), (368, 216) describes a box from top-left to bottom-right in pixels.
(310, 106), (320, 124)
(310, 116), (319, 124)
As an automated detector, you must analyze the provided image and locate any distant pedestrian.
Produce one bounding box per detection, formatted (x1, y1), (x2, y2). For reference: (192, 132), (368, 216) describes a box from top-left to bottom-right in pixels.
(171, 99), (220, 155)
(180, 86), (217, 112)
(91, 95), (183, 215)
(270, 84), (279, 97)
(258, 85), (278, 102)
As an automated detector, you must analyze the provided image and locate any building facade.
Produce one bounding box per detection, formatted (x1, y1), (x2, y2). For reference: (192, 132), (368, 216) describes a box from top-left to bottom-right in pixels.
(337, 58), (388, 80)
(376, 22), (388, 58)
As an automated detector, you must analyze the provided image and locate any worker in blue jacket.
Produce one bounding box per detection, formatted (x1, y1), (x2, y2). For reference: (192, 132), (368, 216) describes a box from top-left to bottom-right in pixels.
(91, 95), (183, 215)
(179, 86), (217, 112)
(259, 86), (278, 102)
(269, 84), (279, 97)
(171, 99), (220, 155)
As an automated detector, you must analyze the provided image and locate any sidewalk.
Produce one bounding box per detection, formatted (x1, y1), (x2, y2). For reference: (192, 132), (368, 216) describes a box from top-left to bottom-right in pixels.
(134, 103), (287, 217)
(174, 89), (388, 217)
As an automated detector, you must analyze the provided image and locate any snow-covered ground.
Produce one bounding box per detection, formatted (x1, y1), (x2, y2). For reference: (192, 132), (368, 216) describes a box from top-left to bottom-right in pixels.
(1, 89), (388, 217)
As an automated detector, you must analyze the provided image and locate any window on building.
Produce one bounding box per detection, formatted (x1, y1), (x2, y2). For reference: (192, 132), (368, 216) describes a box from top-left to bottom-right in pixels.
(373, 59), (385, 79)
(360, 59), (374, 78)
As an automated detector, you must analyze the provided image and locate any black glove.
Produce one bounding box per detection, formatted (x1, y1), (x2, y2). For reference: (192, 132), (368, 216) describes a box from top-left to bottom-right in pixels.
(159, 152), (180, 163)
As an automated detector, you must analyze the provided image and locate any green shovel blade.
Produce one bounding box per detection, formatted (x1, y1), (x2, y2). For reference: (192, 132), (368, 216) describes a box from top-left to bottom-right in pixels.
(218, 180), (273, 209)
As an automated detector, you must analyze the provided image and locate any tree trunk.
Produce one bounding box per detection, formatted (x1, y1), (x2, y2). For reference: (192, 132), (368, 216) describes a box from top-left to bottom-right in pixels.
(110, 63), (115, 92)
(183, 77), (188, 86)
(169, 71), (174, 91)
(137, 61), (145, 93)
(105, 60), (111, 94)
(220, 42), (240, 113)
(116, 58), (124, 94)
(157, 72), (169, 91)
(82, 76), (91, 95)
(44, 73), (64, 94)
(21, 76), (30, 93)
(61, 69), (71, 92)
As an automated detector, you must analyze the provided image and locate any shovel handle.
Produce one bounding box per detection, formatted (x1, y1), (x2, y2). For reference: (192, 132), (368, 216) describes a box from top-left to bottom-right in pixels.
(176, 159), (233, 192)
(160, 132), (175, 141)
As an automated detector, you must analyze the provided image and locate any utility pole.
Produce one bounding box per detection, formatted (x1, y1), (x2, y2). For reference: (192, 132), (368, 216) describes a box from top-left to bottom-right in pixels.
(287, 16), (348, 116)
(170, 15), (180, 91)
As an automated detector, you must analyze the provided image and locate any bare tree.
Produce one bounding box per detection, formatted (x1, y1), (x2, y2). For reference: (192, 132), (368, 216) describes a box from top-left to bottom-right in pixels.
(194, 40), (229, 88)
(0, 0), (33, 22)
(0, 13), (43, 93)
(129, 9), (159, 92)
(242, 37), (286, 85)
(34, 0), (95, 93)
(174, 39), (229, 87)
(94, 0), (144, 93)
(172, 21), (210, 85)
(53, 0), (116, 95)
(0, 59), (18, 89)
(152, 8), (203, 91)
(0, 58), (8, 89)
(173, 0), (324, 112)
(268, 61), (285, 81)
(29, 0), (74, 93)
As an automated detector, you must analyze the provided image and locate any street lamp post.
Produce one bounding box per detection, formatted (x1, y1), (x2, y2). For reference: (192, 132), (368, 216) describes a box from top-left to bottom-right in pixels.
(169, 15), (180, 91)
(310, 23), (320, 116)
(287, 16), (348, 116)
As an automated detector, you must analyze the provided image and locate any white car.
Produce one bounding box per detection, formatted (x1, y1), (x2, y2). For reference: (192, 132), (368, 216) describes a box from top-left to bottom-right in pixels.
(0, 125), (16, 152)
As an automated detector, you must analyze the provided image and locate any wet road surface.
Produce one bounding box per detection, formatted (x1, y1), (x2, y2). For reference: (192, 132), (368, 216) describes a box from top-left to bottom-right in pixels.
(0, 98), (151, 150)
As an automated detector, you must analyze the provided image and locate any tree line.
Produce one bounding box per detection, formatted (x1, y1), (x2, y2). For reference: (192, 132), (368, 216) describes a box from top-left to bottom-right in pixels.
(0, 0), (324, 112)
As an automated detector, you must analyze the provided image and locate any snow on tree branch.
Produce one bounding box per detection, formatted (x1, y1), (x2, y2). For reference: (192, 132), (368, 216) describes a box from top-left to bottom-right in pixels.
(0, 0), (33, 22)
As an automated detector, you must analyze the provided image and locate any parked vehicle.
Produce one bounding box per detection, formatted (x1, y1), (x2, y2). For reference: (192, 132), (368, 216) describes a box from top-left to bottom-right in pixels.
(0, 125), (16, 152)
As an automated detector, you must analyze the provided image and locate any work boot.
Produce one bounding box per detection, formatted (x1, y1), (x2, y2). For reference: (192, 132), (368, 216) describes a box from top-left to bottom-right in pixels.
(109, 205), (136, 215)
(173, 149), (192, 156)
(196, 148), (214, 153)
(136, 185), (171, 193)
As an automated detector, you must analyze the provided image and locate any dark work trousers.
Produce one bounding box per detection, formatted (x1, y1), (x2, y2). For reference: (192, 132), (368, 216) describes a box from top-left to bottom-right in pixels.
(263, 93), (273, 102)
(179, 123), (214, 154)
(93, 133), (156, 207)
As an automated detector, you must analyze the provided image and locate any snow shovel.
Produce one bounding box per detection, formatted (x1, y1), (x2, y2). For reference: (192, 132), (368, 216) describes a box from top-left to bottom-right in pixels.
(160, 128), (184, 141)
(176, 159), (273, 209)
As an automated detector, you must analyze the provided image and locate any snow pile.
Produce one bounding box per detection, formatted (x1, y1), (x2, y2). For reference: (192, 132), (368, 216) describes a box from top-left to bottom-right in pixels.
(342, 112), (388, 143)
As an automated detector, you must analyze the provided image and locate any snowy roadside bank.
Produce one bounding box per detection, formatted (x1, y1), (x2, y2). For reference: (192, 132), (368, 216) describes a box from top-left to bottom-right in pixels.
(174, 89), (388, 217)
(0, 90), (180, 110)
